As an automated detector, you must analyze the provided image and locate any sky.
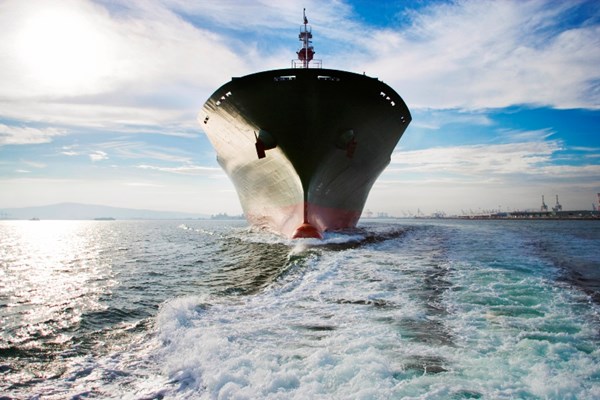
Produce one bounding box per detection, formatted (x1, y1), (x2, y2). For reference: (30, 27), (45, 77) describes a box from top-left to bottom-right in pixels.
(0, 0), (599, 216)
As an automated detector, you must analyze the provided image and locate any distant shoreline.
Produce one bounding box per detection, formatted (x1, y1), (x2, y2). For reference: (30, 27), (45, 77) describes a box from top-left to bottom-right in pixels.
(453, 210), (599, 220)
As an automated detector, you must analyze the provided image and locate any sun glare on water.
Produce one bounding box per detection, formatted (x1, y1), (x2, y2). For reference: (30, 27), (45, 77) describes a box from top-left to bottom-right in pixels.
(16, 5), (114, 94)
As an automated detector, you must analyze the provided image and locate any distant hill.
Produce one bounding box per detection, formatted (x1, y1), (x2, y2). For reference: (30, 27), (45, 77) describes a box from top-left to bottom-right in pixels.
(0, 202), (209, 220)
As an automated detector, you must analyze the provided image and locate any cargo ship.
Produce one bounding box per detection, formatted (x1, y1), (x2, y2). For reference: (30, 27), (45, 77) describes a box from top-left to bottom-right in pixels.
(200, 11), (411, 238)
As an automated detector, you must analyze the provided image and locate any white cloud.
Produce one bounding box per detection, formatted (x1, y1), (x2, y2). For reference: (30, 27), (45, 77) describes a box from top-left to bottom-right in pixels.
(21, 160), (46, 169)
(371, 148), (600, 215)
(136, 163), (223, 175)
(409, 108), (494, 131)
(386, 137), (598, 200)
(124, 182), (164, 187)
(1, 0), (597, 136)
(0, 0), (245, 98)
(0, 0), (248, 131)
(0, 97), (200, 131)
(390, 140), (564, 177)
(500, 128), (556, 142)
(89, 150), (108, 161)
(536, 163), (600, 179)
(0, 123), (66, 145)
(359, 0), (600, 110)
(55, 140), (201, 164)
(94, 140), (197, 164)
(0, 0), (117, 98)
(157, 0), (353, 34)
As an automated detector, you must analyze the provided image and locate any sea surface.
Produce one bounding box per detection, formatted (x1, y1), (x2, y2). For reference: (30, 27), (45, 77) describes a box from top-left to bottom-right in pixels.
(1, 219), (599, 399)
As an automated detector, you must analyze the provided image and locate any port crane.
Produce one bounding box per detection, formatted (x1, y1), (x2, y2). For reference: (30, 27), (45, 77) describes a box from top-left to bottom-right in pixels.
(552, 195), (562, 212)
(540, 195), (548, 212)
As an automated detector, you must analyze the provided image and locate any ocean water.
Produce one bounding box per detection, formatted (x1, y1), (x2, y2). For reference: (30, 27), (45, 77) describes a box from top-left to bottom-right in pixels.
(1, 219), (599, 399)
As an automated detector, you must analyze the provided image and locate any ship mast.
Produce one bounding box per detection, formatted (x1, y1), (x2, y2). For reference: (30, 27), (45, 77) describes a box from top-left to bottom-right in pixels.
(293, 9), (320, 68)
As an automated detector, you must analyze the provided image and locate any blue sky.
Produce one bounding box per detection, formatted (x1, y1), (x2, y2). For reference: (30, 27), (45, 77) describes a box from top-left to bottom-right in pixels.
(0, 0), (598, 216)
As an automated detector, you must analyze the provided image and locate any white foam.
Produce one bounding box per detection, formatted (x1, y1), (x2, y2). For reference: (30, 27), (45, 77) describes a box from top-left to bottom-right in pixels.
(231, 227), (368, 248)
(43, 220), (599, 399)
(143, 244), (449, 399)
(145, 222), (600, 399)
(438, 224), (600, 398)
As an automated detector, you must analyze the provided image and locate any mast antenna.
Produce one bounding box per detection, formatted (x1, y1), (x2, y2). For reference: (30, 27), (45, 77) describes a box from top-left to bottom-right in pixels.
(292, 9), (320, 68)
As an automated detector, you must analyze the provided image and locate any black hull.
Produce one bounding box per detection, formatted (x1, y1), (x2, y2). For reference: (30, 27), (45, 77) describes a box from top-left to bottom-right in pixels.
(201, 68), (411, 237)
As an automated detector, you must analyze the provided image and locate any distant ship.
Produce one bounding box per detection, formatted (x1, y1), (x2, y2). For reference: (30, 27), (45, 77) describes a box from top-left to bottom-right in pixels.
(200, 10), (411, 238)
